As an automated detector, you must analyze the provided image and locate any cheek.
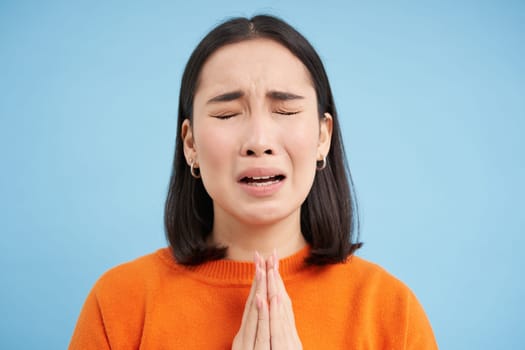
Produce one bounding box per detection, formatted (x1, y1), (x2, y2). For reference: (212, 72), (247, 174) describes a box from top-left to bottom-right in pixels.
(285, 119), (320, 162)
(193, 123), (236, 178)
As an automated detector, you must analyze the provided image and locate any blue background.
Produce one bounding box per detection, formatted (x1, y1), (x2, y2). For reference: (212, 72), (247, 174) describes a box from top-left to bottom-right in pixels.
(1, 1), (523, 348)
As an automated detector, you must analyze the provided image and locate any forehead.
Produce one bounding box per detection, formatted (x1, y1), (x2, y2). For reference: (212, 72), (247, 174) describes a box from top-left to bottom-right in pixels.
(196, 38), (314, 97)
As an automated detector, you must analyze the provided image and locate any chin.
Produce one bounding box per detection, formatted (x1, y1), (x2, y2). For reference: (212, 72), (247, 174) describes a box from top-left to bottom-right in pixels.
(236, 205), (299, 226)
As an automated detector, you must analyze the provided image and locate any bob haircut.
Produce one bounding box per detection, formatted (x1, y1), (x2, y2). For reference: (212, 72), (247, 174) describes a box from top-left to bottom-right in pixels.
(165, 14), (362, 265)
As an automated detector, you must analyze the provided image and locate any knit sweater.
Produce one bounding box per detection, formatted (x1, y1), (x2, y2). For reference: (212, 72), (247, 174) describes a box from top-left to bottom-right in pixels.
(69, 246), (438, 349)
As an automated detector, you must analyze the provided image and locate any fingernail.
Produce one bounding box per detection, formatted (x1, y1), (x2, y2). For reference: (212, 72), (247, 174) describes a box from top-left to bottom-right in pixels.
(273, 249), (279, 272)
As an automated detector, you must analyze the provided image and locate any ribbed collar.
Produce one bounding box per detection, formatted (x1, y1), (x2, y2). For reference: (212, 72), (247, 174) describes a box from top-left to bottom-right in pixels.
(157, 245), (311, 286)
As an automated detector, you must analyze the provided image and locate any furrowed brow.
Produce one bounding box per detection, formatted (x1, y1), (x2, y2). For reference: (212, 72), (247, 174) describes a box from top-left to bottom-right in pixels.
(267, 91), (304, 101)
(207, 91), (244, 104)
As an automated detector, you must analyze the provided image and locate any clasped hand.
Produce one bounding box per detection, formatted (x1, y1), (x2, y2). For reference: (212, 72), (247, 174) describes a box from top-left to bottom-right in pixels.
(232, 251), (303, 350)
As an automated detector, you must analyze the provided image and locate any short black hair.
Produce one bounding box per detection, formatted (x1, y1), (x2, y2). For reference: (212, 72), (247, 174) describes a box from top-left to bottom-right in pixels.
(164, 14), (362, 265)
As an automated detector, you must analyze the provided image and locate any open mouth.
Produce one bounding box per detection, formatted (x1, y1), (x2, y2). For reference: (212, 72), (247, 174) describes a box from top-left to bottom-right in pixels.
(239, 175), (285, 187)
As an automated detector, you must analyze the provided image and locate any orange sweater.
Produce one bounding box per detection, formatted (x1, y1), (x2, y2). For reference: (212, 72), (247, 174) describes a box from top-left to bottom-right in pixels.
(69, 246), (437, 349)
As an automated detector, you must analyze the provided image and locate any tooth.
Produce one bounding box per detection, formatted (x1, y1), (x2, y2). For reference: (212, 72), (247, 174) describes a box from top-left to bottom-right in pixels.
(251, 176), (272, 180)
(249, 179), (280, 187)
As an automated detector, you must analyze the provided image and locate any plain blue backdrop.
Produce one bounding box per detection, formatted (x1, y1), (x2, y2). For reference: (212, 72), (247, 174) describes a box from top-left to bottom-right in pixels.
(1, 0), (523, 348)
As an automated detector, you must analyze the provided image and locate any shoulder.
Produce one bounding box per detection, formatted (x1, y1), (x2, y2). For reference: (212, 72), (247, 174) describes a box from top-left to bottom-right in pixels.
(341, 255), (413, 294)
(92, 247), (177, 300)
(70, 248), (181, 348)
(340, 256), (438, 348)
(324, 255), (423, 314)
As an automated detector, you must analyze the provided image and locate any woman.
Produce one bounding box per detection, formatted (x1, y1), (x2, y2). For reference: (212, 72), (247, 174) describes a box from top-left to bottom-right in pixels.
(69, 15), (438, 349)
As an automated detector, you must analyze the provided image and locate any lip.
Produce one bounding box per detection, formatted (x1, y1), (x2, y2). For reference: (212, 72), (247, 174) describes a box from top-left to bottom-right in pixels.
(237, 167), (286, 197)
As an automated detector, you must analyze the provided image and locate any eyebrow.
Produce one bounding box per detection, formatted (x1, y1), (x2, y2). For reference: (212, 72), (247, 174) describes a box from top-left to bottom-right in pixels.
(267, 91), (304, 101)
(207, 91), (244, 104)
(206, 90), (304, 104)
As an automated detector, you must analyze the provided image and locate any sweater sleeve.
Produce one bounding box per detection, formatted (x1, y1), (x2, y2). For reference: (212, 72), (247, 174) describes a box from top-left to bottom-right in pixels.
(68, 287), (111, 350)
(405, 291), (438, 350)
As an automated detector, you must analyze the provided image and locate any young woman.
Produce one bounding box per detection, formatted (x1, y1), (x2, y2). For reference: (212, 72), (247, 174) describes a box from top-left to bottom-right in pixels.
(69, 15), (438, 349)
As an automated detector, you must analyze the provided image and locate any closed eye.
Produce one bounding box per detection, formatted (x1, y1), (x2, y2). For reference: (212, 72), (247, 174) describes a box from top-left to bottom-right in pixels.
(275, 110), (300, 116)
(210, 113), (238, 120)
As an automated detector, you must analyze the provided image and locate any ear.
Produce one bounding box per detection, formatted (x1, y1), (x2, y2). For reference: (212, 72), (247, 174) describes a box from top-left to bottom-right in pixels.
(181, 119), (197, 164)
(318, 112), (333, 159)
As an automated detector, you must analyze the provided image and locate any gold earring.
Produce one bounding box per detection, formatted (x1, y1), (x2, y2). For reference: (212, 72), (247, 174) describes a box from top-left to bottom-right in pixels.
(190, 159), (201, 179)
(316, 156), (327, 170)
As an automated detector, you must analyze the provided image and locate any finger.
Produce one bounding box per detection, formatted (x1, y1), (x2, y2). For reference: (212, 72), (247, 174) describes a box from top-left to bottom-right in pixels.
(238, 252), (263, 344)
(274, 266), (301, 346)
(273, 261), (293, 321)
(267, 251), (291, 324)
(271, 249), (286, 296)
(254, 293), (270, 350)
(254, 253), (269, 349)
(267, 252), (280, 309)
(268, 267), (286, 347)
(255, 252), (267, 307)
(267, 253), (284, 338)
(274, 260), (302, 348)
(267, 248), (278, 272)
(255, 252), (268, 323)
(267, 252), (303, 348)
(239, 263), (256, 325)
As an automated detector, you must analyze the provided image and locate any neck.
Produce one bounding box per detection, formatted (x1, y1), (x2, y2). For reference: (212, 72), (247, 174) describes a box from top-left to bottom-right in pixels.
(210, 209), (307, 262)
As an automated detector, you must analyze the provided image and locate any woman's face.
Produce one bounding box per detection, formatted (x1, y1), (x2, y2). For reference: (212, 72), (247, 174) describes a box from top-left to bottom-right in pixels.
(183, 38), (332, 226)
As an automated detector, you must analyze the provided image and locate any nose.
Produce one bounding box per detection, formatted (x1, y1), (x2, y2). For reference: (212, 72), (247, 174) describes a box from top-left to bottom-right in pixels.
(240, 114), (276, 157)
(245, 148), (273, 156)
